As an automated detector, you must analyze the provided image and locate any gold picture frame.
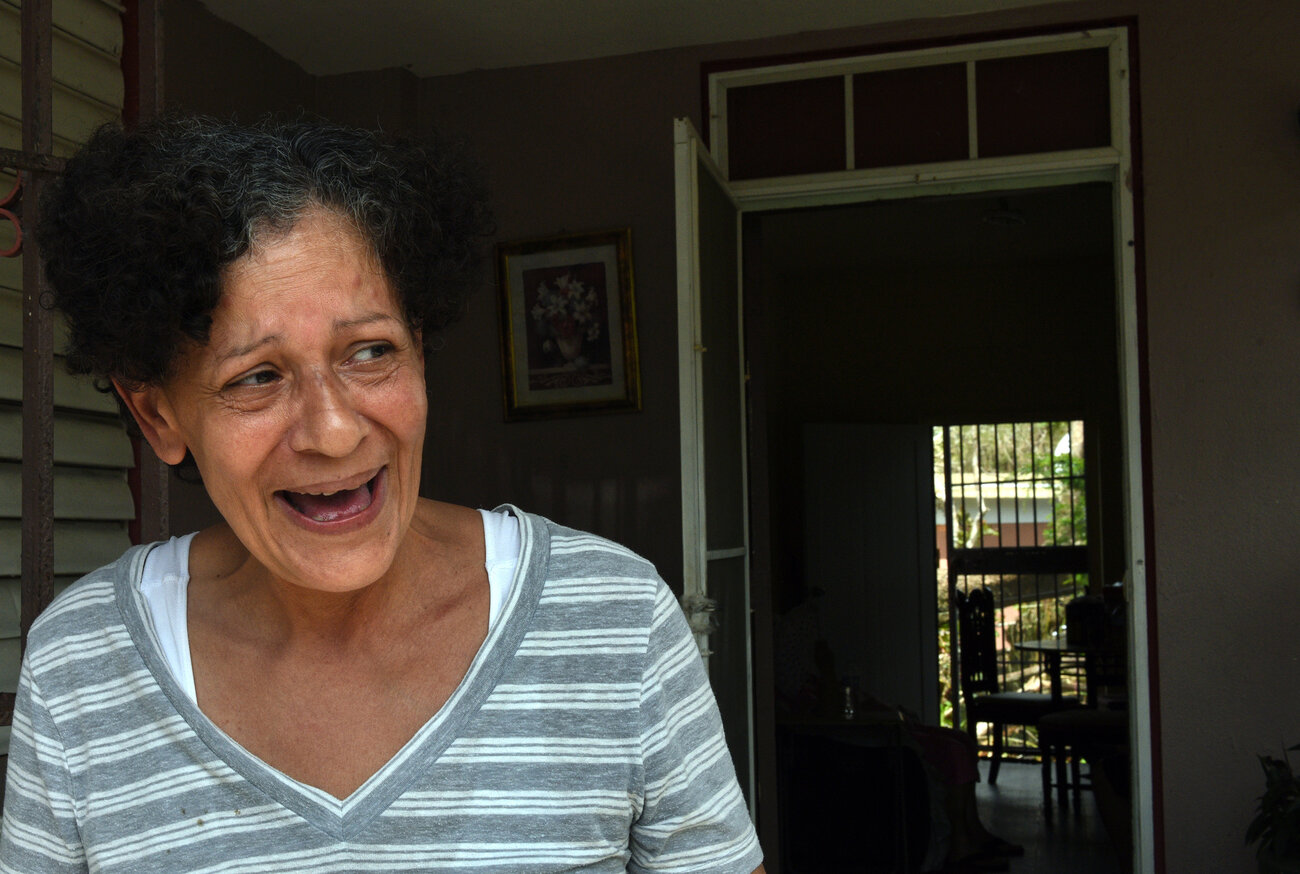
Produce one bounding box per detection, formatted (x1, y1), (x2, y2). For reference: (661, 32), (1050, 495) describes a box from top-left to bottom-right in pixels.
(496, 228), (641, 421)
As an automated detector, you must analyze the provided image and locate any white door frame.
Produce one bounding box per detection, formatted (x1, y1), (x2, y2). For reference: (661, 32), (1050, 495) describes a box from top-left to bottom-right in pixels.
(695, 25), (1155, 874)
(674, 117), (746, 658)
(674, 116), (757, 814)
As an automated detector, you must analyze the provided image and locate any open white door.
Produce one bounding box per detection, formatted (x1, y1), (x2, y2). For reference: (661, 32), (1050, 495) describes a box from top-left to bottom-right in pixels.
(673, 117), (755, 808)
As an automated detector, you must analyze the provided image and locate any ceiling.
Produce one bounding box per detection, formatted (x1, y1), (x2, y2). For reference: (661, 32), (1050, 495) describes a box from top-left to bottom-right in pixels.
(199, 0), (1070, 78)
(759, 183), (1115, 274)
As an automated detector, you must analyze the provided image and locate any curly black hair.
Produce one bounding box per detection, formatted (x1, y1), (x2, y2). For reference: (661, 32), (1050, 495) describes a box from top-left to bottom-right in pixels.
(39, 115), (491, 393)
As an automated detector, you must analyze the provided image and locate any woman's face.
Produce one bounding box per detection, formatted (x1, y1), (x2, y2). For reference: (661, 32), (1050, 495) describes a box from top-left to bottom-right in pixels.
(126, 208), (428, 593)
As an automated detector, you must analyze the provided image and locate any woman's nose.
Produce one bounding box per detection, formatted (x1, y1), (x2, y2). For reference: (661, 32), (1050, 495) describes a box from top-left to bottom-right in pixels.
(288, 370), (368, 456)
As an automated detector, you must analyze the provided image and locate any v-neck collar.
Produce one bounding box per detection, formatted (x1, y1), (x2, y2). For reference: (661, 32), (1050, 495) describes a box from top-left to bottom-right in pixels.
(116, 505), (547, 839)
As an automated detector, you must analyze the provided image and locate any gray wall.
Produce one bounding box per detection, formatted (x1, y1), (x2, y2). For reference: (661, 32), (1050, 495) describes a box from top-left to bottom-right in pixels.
(163, 0), (314, 118)
(1135, 2), (1300, 868)
(414, 54), (700, 573)
(163, 0), (1300, 870)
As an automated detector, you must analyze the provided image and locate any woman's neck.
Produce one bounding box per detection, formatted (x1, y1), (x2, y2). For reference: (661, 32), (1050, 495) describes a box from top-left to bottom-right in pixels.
(186, 500), (485, 651)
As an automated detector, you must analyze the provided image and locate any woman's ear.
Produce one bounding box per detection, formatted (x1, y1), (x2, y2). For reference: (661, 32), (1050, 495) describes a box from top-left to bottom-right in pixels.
(113, 380), (189, 466)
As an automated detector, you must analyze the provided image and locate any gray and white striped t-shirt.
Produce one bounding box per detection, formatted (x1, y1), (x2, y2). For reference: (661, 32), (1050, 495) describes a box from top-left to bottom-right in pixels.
(0, 508), (762, 873)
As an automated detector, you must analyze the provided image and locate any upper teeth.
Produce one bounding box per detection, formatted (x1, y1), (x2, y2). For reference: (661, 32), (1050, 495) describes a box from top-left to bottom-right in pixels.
(306, 488), (341, 496)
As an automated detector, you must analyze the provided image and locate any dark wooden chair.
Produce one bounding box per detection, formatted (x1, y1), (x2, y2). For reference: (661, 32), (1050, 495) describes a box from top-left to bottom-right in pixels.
(955, 586), (1077, 784)
(1038, 647), (1129, 811)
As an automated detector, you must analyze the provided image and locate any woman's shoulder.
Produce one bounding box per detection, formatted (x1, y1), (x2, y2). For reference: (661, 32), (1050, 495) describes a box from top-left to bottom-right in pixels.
(412, 499), (661, 578)
(510, 506), (659, 574)
(26, 543), (151, 658)
(506, 507), (671, 627)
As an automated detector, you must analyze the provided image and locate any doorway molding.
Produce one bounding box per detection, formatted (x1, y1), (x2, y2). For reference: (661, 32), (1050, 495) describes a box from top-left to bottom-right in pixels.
(701, 23), (1156, 874)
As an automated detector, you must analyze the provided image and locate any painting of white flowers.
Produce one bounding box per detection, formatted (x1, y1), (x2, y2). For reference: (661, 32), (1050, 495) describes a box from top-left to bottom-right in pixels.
(497, 229), (641, 420)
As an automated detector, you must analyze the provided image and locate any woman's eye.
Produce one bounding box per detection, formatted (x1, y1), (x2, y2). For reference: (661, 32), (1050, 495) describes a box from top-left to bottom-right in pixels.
(353, 342), (393, 363)
(229, 370), (278, 388)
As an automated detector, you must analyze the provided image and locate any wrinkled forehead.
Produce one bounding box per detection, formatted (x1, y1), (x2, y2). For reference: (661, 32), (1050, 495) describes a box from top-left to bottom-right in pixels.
(239, 203), (381, 270)
(221, 207), (395, 314)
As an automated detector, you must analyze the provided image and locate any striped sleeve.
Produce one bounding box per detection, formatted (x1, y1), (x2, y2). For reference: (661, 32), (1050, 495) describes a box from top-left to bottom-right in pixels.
(628, 582), (761, 874)
(0, 659), (87, 873)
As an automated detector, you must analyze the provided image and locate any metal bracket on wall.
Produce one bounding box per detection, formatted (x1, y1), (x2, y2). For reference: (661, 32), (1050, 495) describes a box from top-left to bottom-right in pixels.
(681, 593), (718, 658)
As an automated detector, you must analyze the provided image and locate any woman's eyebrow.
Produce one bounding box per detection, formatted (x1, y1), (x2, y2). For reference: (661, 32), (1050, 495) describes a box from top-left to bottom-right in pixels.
(216, 334), (281, 364)
(215, 314), (400, 363)
(333, 312), (401, 332)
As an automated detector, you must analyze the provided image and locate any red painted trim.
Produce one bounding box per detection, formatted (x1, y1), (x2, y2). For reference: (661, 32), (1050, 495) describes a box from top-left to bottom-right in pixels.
(121, 0), (141, 126)
(127, 435), (143, 545)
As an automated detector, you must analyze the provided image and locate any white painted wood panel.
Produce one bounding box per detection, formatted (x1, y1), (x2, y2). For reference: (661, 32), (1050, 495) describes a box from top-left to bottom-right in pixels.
(0, 406), (132, 466)
(0, 461), (133, 519)
(0, 520), (130, 577)
(0, 346), (119, 412)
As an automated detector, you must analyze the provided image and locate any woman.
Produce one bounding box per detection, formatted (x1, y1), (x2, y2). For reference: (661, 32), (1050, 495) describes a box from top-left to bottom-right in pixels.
(1, 117), (764, 874)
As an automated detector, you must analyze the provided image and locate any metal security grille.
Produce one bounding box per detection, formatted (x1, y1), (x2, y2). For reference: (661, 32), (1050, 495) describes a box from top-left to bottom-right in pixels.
(938, 421), (1089, 752)
(1, 0), (160, 791)
(5, 1), (60, 733)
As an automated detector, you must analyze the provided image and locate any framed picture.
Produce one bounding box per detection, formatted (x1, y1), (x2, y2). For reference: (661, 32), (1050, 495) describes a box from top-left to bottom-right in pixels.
(496, 228), (641, 420)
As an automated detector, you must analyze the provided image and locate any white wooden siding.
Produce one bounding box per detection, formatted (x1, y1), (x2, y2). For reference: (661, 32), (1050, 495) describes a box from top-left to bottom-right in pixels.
(1, 0), (127, 714)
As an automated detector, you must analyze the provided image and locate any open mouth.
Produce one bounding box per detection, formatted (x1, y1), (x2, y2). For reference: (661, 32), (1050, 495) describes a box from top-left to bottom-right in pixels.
(278, 472), (380, 523)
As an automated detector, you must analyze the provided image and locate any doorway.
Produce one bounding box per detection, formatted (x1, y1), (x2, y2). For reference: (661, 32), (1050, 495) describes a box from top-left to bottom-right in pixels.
(676, 27), (1151, 871)
(752, 183), (1127, 871)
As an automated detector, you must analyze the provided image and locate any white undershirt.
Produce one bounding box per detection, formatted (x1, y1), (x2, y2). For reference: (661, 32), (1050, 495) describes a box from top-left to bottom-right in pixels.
(139, 509), (521, 704)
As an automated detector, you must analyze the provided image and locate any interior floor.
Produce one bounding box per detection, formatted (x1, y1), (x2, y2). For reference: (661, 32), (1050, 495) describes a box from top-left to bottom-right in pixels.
(976, 759), (1123, 874)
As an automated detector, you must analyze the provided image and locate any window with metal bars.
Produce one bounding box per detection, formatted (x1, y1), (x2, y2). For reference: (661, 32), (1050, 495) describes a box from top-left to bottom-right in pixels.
(936, 421), (1089, 753)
